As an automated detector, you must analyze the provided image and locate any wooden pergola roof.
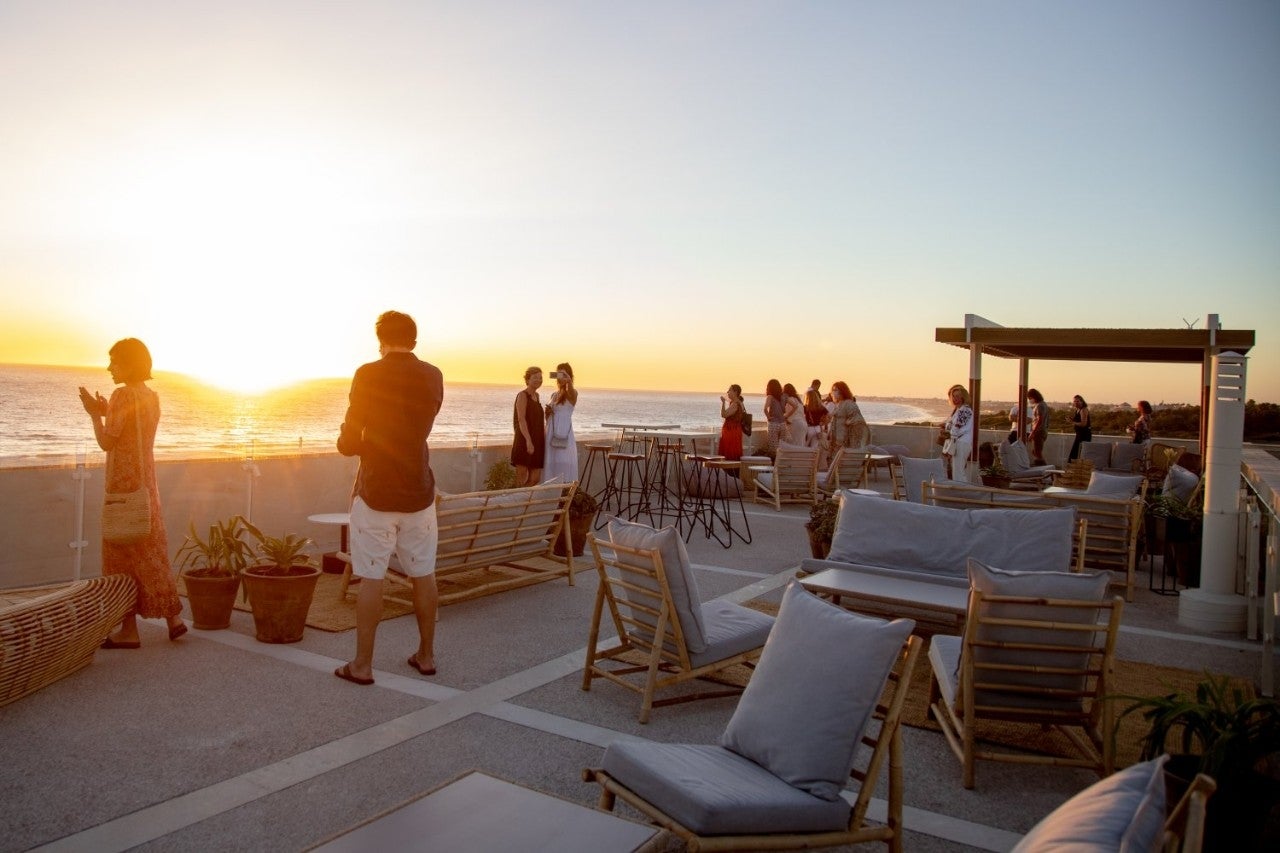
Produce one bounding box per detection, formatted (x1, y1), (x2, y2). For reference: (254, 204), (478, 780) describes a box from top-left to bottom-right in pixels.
(934, 326), (1255, 363)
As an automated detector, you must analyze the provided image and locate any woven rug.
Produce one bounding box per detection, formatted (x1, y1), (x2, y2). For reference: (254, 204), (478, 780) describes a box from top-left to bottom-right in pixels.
(741, 597), (1249, 768)
(178, 562), (571, 633)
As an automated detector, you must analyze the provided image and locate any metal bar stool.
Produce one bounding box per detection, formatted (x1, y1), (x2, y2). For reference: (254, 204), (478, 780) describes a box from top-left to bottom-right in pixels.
(580, 443), (614, 503)
(680, 453), (724, 545)
(596, 450), (654, 529)
(704, 458), (752, 546)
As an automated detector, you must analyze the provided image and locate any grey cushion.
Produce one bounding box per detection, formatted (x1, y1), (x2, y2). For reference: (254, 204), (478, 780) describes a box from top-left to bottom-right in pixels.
(967, 559), (1111, 711)
(688, 600), (774, 669)
(999, 440), (1032, 473)
(1163, 464), (1199, 504)
(606, 518), (708, 653)
(1110, 442), (1147, 472)
(601, 743), (850, 836)
(828, 492), (1076, 578)
(720, 583), (914, 801)
(898, 456), (946, 502)
(1011, 755), (1168, 852)
(1085, 471), (1144, 496)
(1078, 441), (1112, 469)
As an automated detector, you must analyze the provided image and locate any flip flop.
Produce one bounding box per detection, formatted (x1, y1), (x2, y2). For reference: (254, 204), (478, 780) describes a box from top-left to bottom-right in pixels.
(168, 623), (188, 641)
(334, 664), (374, 686)
(100, 637), (141, 650)
(407, 655), (436, 676)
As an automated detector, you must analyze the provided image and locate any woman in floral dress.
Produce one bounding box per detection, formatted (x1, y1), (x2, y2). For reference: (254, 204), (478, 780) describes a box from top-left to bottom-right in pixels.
(79, 338), (185, 648)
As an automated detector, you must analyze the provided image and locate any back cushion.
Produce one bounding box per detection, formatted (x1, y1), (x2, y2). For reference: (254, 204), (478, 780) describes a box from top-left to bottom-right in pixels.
(898, 456), (946, 503)
(1110, 443), (1147, 472)
(607, 517), (707, 653)
(1086, 471), (1144, 497)
(999, 440), (1031, 474)
(1078, 442), (1111, 469)
(1163, 465), (1199, 504)
(828, 493), (1075, 577)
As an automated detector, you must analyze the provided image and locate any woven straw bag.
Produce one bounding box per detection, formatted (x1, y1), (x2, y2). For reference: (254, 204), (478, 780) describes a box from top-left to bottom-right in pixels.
(102, 399), (151, 544)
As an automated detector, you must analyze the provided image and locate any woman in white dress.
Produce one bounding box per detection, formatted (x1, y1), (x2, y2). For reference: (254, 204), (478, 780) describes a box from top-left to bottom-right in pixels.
(782, 383), (806, 446)
(542, 362), (579, 484)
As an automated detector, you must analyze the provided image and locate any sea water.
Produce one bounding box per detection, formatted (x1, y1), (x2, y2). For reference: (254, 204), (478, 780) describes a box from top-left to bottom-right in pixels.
(0, 364), (950, 468)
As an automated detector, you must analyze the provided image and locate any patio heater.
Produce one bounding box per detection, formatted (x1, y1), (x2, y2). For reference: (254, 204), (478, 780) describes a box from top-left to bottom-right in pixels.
(1179, 351), (1248, 633)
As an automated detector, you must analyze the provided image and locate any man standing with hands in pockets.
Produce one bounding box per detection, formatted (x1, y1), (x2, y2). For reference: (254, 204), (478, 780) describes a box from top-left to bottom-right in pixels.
(334, 310), (444, 686)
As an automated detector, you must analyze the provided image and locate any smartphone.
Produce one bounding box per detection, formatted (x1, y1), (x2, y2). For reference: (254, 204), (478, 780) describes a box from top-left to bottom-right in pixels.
(549, 371), (562, 380)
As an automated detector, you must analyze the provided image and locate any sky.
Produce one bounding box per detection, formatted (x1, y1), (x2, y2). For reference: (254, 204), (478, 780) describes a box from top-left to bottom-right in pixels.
(1, 1), (1277, 404)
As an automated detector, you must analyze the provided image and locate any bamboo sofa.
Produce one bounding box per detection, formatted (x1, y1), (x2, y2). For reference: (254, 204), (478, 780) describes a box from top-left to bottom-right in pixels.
(339, 481), (578, 606)
(924, 479), (1146, 601)
(0, 574), (136, 707)
(798, 491), (1084, 632)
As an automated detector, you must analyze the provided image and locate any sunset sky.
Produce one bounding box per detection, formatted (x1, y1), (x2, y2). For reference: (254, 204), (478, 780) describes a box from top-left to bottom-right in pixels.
(2, 1), (1277, 404)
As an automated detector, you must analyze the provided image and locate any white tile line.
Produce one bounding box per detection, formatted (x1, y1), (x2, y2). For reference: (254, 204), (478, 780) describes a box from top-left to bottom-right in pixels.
(48, 567), (1255, 853)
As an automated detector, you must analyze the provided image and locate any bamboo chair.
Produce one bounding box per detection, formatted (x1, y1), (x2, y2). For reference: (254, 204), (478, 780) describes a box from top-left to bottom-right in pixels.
(585, 583), (922, 852)
(753, 443), (820, 511)
(1163, 773), (1216, 853)
(582, 527), (774, 722)
(816, 447), (870, 497)
(890, 455), (946, 502)
(928, 584), (1124, 788)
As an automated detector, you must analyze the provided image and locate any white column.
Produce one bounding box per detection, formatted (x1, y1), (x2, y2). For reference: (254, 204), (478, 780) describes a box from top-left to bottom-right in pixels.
(1179, 351), (1248, 632)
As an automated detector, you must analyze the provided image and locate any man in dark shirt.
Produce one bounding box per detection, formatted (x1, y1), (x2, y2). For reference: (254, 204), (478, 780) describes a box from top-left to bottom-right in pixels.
(334, 311), (444, 686)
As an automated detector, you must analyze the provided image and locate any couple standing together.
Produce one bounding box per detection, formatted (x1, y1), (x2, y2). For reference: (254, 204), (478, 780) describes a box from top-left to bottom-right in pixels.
(510, 364), (578, 487)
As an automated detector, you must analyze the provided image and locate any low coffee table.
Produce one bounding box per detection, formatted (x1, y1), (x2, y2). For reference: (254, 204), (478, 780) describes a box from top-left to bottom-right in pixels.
(800, 566), (968, 633)
(312, 771), (663, 852)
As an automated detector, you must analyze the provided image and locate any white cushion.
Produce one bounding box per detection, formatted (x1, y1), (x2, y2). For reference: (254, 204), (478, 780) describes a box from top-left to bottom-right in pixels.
(1163, 465), (1199, 504)
(606, 518), (708, 653)
(1012, 755), (1169, 852)
(720, 583), (913, 802)
(1086, 471), (1144, 496)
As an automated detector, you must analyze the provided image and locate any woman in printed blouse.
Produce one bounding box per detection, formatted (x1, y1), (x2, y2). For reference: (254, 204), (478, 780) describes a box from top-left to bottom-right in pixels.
(941, 383), (974, 480)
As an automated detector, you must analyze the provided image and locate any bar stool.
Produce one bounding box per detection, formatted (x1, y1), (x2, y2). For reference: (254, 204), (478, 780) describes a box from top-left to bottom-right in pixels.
(649, 440), (688, 529)
(704, 458), (752, 546)
(681, 453), (724, 544)
(596, 450), (653, 529)
(580, 443), (614, 502)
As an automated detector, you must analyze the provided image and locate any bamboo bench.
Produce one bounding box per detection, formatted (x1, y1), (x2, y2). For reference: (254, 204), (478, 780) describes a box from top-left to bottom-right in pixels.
(339, 481), (578, 607)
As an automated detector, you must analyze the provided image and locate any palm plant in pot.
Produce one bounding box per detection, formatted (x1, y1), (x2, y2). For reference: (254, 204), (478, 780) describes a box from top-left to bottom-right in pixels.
(174, 516), (256, 630)
(554, 486), (599, 558)
(1114, 672), (1280, 849)
(240, 522), (319, 644)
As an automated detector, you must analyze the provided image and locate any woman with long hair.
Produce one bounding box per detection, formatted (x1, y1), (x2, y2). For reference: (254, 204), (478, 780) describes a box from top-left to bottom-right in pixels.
(1128, 400), (1153, 444)
(1026, 388), (1050, 466)
(941, 383), (974, 480)
(542, 363), (579, 484)
(828, 381), (868, 451)
(78, 338), (186, 648)
(763, 378), (785, 453)
(1068, 394), (1091, 461)
(510, 366), (545, 486)
(718, 384), (745, 460)
(802, 387), (827, 448)
(782, 383), (806, 446)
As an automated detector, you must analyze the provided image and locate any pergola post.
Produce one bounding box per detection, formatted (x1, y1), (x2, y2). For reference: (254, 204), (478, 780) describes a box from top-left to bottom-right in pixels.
(1179, 351), (1248, 632)
(968, 344), (982, 481)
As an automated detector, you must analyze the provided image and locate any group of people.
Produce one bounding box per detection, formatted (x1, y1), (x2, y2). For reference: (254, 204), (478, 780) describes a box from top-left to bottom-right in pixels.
(508, 363), (579, 487)
(715, 378), (867, 462)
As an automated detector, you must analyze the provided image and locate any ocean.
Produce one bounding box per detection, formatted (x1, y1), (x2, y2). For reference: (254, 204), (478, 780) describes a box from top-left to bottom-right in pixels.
(0, 364), (951, 468)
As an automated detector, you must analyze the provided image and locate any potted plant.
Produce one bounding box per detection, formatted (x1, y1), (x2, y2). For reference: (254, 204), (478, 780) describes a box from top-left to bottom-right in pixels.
(240, 522), (320, 644)
(979, 458), (1011, 490)
(1147, 493), (1203, 586)
(174, 516), (256, 630)
(1114, 673), (1280, 849)
(805, 497), (839, 559)
(554, 487), (599, 558)
(485, 459), (517, 491)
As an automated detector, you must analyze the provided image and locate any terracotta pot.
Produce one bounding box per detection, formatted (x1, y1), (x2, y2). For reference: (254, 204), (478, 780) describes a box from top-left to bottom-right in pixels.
(554, 512), (594, 558)
(183, 570), (241, 630)
(242, 565), (320, 644)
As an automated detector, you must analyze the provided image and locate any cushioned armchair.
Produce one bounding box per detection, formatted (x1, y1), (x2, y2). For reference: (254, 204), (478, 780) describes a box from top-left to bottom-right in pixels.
(996, 440), (1058, 489)
(582, 519), (774, 722)
(816, 447), (869, 497)
(585, 582), (921, 851)
(753, 443), (820, 511)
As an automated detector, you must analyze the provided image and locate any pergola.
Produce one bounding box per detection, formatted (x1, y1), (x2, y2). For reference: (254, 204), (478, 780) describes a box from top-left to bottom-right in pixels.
(935, 314), (1256, 466)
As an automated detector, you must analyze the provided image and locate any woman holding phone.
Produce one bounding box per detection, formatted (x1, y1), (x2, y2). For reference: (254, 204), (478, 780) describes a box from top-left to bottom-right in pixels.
(543, 363), (579, 484)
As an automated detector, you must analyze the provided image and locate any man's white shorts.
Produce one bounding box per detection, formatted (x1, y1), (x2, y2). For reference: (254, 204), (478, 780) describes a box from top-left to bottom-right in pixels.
(348, 496), (438, 580)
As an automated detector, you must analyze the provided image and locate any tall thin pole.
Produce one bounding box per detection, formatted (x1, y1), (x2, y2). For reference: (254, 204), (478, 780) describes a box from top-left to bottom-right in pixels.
(69, 444), (89, 581)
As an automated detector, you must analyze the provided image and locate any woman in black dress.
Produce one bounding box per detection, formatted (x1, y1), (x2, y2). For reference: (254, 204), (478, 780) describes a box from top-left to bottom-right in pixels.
(1068, 394), (1092, 461)
(511, 366), (546, 486)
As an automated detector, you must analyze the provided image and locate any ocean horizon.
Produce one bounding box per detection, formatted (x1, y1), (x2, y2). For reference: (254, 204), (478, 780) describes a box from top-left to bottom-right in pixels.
(2, 363), (962, 469)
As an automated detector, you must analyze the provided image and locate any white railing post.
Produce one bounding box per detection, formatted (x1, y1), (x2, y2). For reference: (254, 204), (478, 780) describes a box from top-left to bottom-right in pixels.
(243, 441), (261, 522)
(69, 444), (90, 581)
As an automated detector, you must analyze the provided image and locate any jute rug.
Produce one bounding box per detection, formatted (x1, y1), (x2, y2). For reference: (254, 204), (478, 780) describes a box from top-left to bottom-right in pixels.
(178, 562), (570, 633)
(741, 597), (1249, 769)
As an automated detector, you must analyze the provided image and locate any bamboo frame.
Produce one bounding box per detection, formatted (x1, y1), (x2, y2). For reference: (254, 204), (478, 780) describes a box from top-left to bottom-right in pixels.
(753, 444), (820, 511)
(584, 635), (923, 852)
(1161, 772), (1215, 853)
(1, 575), (137, 707)
(581, 534), (764, 723)
(818, 448), (871, 497)
(928, 588), (1124, 789)
(926, 480), (1145, 601)
(338, 482), (578, 607)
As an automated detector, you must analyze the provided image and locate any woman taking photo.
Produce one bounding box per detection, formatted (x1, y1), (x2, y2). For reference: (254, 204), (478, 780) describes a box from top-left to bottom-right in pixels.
(510, 366), (545, 486)
(941, 383), (974, 480)
(718, 384), (745, 460)
(78, 338), (186, 648)
(542, 363), (578, 484)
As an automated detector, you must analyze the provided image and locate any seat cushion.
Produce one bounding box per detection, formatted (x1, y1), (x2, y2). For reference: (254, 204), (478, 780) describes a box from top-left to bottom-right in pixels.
(898, 456), (947, 502)
(1086, 471), (1144, 496)
(1012, 755), (1168, 852)
(688, 600), (774, 669)
(606, 518), (708, 653)
(1163, 465), (1199, 504)
(601, 743), (850, 836)
(720, 583), (913, 801)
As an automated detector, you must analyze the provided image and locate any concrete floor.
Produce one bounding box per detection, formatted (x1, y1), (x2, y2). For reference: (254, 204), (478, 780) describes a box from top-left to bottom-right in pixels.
(2, 478), (1273, 852)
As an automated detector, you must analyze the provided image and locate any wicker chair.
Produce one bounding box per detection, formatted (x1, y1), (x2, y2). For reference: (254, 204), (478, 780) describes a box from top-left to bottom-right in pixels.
(1, 575), (136, 707)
